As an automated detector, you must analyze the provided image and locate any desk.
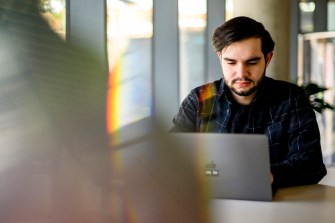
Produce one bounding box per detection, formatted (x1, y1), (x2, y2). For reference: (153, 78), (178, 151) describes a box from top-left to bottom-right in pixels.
(210, 167), (335, 223)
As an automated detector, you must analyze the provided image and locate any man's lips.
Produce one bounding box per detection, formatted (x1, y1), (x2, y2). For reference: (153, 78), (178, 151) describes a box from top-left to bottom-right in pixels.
(234, 80), (252, 88)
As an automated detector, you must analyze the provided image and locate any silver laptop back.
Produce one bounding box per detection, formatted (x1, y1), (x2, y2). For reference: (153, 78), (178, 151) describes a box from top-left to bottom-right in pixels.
(168, 133), (273, 201)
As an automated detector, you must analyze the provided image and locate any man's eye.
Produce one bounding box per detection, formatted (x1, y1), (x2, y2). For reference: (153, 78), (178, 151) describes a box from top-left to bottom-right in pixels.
(248, 62), (258, 65)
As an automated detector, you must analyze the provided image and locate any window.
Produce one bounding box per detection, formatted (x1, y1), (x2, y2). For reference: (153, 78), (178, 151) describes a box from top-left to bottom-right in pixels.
(298, 32), (335, 165)
(178, 0), (207, 101)
(226, 0), (234, 21)
(299, 0), (316, 33)
(328, 0), (335, 31)
(39, 0), (66, 39)
(106, 0), (153, 140)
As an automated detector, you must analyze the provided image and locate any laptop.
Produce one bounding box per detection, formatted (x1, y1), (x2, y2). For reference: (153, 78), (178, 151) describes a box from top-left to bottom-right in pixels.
(167, 133), (274, 201)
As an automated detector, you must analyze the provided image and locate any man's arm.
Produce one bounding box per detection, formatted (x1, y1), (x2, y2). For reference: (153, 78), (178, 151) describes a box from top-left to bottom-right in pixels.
(271, 149), (327, 188)
(270, 89), (327, 188)
(170, 91), (199, 132)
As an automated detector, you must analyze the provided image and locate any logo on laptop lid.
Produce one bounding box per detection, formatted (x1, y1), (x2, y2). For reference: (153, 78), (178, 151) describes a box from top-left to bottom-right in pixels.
(204, 160), (220, 176)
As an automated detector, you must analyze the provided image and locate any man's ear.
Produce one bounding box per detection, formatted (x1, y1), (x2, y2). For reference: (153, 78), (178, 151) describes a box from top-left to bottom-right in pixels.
(216, 51), (222, 63)
(265, 51), (273, 67)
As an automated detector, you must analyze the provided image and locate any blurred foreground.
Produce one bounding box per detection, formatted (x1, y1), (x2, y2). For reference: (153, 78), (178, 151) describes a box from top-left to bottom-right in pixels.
(0, 1), (209, 222)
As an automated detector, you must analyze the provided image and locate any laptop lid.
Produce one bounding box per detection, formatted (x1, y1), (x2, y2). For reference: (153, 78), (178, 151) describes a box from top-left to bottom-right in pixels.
(168, 133), (273, 201)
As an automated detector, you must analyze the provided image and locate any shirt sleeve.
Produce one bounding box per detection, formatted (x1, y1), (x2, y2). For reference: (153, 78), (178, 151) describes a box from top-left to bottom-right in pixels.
(271, 87), (327, 188)
(169, 91), (199, 132)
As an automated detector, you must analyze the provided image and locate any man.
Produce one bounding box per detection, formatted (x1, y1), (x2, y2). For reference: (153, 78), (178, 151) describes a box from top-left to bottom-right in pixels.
(170, 16), (327, 188)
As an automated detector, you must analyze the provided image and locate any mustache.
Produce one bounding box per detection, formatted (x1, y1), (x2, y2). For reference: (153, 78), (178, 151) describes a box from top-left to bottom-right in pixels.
(232, 78), (253, 83)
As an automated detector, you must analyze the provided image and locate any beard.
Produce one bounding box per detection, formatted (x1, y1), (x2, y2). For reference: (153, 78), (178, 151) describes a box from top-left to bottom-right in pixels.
(230, 79), (258, 96)
(227, 70), (266, 97)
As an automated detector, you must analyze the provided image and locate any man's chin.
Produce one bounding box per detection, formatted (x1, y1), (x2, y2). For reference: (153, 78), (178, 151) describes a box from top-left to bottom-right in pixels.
(232, 88), (256, 96)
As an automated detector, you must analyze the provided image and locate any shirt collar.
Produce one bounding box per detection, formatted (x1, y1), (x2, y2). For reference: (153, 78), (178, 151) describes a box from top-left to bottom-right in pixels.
(217, 78), (234, 103)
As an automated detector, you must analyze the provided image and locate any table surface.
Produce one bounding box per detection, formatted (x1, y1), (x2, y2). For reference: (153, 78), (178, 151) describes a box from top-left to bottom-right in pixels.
(210, 167), (335, 223)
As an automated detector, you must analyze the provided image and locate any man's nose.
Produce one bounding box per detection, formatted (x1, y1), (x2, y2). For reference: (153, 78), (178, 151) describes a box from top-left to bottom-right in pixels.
(235, 63), (248, 77)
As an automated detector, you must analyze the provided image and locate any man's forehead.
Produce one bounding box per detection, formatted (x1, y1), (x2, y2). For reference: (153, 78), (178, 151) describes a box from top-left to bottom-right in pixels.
(221, 38), (263, 58)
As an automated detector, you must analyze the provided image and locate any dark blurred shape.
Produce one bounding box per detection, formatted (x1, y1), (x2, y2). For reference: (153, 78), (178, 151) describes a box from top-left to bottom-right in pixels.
(0, 1), (209, 223)
(0, 0), (111, 222)
(109, 119), (210, 223)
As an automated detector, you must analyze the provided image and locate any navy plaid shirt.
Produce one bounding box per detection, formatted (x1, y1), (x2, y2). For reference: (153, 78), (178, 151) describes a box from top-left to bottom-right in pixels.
(170, 77), (327, 188)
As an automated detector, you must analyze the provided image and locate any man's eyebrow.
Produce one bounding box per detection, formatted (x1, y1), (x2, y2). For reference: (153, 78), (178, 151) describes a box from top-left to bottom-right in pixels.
(223, 57), (236, 62)
(223, 57), (262, 62)
(246, 57), (262, 62)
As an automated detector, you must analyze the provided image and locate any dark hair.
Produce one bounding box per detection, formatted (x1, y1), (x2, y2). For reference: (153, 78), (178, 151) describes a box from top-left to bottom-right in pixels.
(212, 16), (275, 57)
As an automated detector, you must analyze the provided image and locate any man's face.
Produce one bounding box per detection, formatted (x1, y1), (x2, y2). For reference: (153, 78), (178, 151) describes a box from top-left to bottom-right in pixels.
(217, 37), (273, 104)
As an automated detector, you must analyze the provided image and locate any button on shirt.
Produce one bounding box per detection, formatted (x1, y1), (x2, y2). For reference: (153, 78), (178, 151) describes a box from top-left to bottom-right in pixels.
(170, 77), (327, 188)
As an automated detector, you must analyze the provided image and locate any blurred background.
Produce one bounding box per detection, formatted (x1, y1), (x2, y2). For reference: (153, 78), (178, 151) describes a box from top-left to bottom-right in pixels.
(0, 0), (335, 222)
(105, 0), (335, 166)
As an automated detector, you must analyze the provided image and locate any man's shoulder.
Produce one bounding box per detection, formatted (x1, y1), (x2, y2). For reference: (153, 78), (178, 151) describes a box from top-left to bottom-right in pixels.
(264, 77), (304, 95)
(192, 79), (222, 100)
